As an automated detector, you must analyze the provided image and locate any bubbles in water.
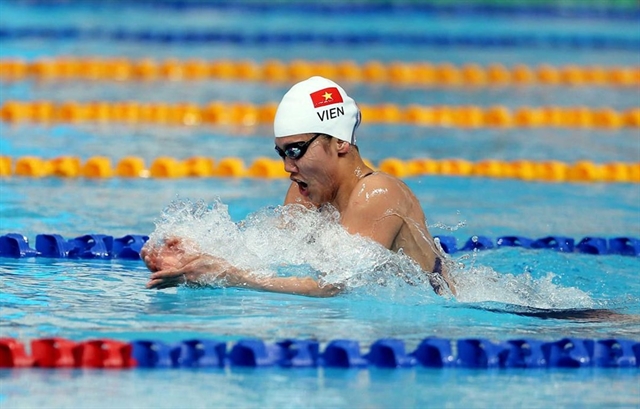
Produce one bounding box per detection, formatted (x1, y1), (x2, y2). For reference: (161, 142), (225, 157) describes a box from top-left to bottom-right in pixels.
(430, 219), (467, 232)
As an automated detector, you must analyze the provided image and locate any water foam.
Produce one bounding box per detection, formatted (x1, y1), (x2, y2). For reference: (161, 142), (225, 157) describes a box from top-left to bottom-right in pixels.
(148, 198), (595, 309)
(451, 259), (595, 309)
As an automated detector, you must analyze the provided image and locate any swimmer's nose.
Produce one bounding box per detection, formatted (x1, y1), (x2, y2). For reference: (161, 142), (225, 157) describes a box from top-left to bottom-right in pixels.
(283, 157), (298, 173)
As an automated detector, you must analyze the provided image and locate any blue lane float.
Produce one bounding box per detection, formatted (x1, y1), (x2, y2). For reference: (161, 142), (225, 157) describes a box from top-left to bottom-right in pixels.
(17, 0), (640, 21)
(0, 28), (637, 51)
(1, 337), (638, 369)
(0, 233), (39, 258)
(0, 233), (148, 259)
(608, 237), (640, 256)
(0, 233), (638, 259)
(530, 236), (575, 252)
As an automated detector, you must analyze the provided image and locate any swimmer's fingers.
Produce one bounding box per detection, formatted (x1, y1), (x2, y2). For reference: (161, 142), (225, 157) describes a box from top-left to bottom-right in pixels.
(146, 255), (227, 290)
(164, 236), (183, 249)
(141, 242), (170, 271)
(143, 249), (169, 272)
(146, 278), (176, 290)
(142, 254), (158, 272)
(140, 244), (149, 259)
(146, 268), (186, 289)
(140, 242), (157, 265)
(143, 244), (190, 272)
(141, 238), (181, 260)
(149, 268), (184, 280)
(164, 236), (201, 254)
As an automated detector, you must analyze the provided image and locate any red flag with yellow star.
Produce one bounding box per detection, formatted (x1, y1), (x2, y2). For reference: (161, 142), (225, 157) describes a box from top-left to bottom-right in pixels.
(309, 87), (343, 108)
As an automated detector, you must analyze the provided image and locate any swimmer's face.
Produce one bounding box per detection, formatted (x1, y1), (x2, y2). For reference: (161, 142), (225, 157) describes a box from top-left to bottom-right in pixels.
(275, 133), (337, 206)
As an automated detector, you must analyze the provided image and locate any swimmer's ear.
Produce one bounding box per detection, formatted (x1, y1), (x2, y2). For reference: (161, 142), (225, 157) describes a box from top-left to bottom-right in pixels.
(336, 140), (350, 154)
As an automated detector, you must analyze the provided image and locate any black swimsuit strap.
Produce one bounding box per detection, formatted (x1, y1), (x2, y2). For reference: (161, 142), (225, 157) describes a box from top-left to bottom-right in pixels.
(432, 257), (443, 275)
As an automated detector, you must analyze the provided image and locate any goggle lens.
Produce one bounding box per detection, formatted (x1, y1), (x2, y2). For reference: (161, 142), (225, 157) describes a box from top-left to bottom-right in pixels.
(275, 134), (322, 160)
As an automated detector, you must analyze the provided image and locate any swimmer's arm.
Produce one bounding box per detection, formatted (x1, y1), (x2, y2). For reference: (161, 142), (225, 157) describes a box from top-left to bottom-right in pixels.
(341, 181), (456, 296)
(243, 275), (341, 298)
(340, 184), (403, 249)
(146, 253), (340, 298)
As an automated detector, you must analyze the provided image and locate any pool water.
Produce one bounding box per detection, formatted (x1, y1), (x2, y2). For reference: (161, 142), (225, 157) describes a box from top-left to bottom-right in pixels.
(1, 1), (639, 408)
(1, 367), (638, 409)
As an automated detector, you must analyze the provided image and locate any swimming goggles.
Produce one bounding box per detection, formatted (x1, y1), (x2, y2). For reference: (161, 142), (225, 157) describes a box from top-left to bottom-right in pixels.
(275, 133), (322, 160)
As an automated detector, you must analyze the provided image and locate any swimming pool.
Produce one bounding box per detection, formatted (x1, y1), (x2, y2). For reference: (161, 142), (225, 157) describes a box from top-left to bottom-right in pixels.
(1, 1), (639, 408)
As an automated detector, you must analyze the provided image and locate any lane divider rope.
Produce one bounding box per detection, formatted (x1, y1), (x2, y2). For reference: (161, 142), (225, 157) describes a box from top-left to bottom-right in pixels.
(15, 0), (640, 21)
(1, 28), (638, 51)
(1, 156), (638, 183)
(1, 58), (638, 88)
(2, 101), (639, 128)
(1, 337), (638, 369)
(0, 233), (638, 259)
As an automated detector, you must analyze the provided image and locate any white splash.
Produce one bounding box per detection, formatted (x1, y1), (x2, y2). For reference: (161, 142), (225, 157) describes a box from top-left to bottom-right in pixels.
(148, 197), (596, 309)
(451, 261), (595, 309)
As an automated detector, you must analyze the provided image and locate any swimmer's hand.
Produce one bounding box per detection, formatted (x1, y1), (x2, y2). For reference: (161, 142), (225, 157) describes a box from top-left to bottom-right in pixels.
(146, 253), (232, 290)
(146, 253), (342, 297)
(141, 236), (199, 272)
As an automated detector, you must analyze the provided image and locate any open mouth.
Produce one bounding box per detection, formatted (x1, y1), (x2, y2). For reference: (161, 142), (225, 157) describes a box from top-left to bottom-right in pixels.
(291, 177), (307, 188)
(292, 178), (309, 195)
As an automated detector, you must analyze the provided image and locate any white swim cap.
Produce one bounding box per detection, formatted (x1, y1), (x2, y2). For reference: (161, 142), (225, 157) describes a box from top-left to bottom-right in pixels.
(274, 76), (361, 145)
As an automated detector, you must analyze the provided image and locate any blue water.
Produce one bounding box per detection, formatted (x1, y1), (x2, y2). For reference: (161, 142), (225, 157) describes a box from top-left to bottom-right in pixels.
(1, 367), (639, 409)
(1, 1), (639, 408)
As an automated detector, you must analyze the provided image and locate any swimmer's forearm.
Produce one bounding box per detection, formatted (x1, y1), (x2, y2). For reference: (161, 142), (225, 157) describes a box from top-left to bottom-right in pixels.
(223, 266), (340, 298)
(168, 254), (340, 297)
(255, 276), (341, 298)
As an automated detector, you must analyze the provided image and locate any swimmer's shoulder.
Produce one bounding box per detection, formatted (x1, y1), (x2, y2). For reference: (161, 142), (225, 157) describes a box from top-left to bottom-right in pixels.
(349, 172), (417, 214)
(355, 171), (412, 196)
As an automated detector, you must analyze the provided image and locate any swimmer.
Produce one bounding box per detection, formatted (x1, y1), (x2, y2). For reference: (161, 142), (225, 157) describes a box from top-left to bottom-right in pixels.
(143, 76), (456, 297)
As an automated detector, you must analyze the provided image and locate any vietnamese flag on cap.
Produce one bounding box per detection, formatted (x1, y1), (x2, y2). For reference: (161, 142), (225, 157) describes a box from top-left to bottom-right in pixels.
(309, 87), (344, 108)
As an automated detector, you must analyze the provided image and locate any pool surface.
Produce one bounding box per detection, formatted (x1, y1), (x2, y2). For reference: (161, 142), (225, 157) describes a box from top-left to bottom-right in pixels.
(1, 1), (639, 408)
